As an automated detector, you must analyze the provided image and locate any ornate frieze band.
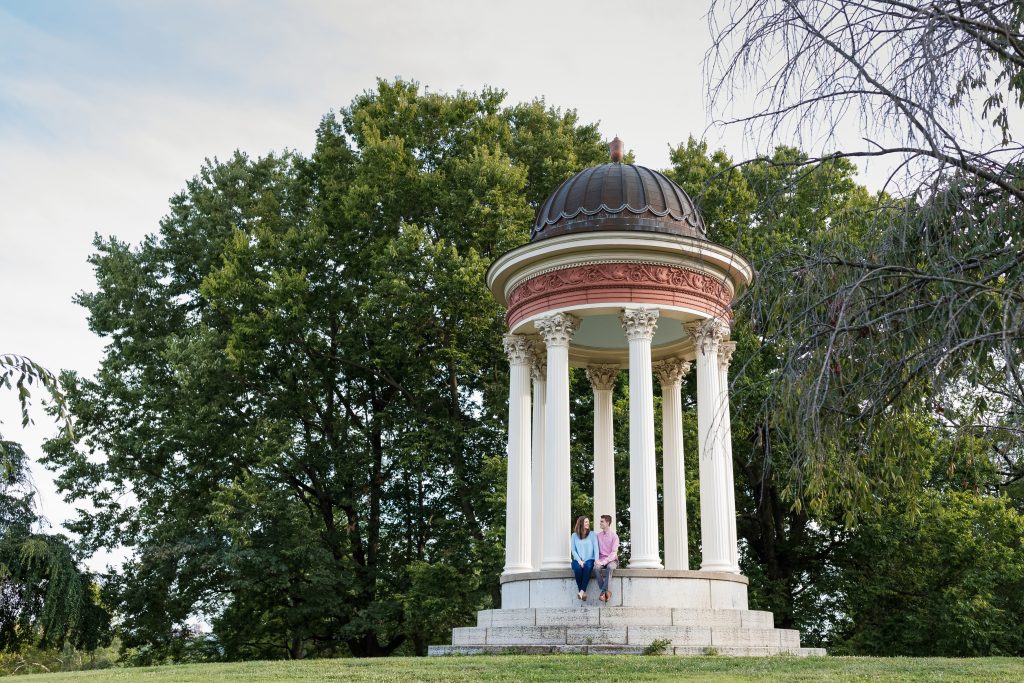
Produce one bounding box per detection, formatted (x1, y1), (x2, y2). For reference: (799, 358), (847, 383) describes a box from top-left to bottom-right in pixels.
(506, 263), (732, 329)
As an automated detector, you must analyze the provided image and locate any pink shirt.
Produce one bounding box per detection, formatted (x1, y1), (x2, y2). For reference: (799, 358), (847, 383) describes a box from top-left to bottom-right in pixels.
(597, 530), (619, 563)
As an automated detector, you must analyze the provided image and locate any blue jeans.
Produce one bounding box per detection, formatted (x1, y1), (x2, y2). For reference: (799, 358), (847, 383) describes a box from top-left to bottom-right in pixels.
(572, 559), (595, 593)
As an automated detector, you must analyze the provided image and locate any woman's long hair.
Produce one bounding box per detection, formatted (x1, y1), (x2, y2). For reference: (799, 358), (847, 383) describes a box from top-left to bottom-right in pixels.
(573, 516), (590, 539)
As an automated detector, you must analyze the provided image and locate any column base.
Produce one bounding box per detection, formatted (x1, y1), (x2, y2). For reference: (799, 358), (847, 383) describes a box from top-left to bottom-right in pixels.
(503, 564), (535, 575)
(700, 561), (735, 573)
(539, 559), (570, 571)
(629, 558), (664, 570)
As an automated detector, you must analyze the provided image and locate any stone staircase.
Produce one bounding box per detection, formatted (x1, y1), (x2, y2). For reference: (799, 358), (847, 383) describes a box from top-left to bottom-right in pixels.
(429, 606), (825, 656)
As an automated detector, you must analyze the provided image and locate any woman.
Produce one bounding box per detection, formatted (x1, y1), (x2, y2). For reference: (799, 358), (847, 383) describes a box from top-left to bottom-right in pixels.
(570, 515), (599, 600)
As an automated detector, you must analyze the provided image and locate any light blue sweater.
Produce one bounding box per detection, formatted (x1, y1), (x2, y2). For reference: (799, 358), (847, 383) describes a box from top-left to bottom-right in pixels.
(570, 531), (599, 563)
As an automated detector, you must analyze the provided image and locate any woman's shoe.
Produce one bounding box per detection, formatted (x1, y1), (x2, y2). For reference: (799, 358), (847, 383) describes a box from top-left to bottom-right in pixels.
(605, 590), (612, 602)
(578, 590), (585, 600)
(598, 591), (608, 602)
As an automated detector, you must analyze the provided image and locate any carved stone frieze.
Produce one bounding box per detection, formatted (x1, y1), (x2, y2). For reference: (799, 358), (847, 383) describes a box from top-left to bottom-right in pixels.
(506, 262), (732, 309)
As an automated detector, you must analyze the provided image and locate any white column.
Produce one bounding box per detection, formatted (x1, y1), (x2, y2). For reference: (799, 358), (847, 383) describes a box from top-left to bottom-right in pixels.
(718, 341), (740, 573)
(686, 318), (732, 573)
(621, 307), (662, 569)
(502, 335), (534, 574)
(535, 312), (580, 570)
(586, 365), (618, 527)
(654, 358), (692, 570)
(530, 350), (547, 571)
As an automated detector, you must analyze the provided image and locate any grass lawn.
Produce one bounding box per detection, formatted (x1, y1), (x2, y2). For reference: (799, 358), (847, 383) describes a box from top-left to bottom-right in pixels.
(12, 655), (1024, 682)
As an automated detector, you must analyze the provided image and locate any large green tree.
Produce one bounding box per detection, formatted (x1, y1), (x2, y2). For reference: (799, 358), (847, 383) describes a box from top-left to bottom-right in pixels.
(45, 80), (607, 659)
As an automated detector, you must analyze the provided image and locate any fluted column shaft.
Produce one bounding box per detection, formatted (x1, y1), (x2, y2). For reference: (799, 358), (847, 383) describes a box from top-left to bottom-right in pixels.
(718, 341), (740, 573)
(587, 366), (618, 526)
(536, 313), (580, 570)
(530, 353), (546, 571)
(502, 335), (534, 574)
(655, 358), (691, 570)
(687, 318), (732, 573)
(621, 307), (662, 569)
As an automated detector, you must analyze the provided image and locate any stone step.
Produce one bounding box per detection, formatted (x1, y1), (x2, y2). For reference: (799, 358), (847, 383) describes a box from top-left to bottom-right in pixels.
(453, 622), (811, 651)
(477, 607), (774, 629)
(429, 643), (822, 657)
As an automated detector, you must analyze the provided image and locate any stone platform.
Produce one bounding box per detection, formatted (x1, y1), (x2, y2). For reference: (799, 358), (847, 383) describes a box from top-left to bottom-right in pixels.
(430, 570), (825, 657)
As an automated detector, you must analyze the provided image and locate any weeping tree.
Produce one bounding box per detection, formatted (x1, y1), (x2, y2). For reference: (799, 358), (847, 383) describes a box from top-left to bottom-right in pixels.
(706, 0), (1024, 512)
(698, 1), (1024, 654)
(0, 355), (110, 653)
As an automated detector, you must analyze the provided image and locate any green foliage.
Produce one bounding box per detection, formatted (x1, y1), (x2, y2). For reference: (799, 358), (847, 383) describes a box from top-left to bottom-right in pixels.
(399, 561), (480, 654)
(829, 492), (1024, 656)
(641, 638), (671, 655)
(1, 357), (110, 656)
(0, 639), (119, 676)
(0, 354), (70, 435)
(44, 79), (607, 659)
(0, 439), (111, 654)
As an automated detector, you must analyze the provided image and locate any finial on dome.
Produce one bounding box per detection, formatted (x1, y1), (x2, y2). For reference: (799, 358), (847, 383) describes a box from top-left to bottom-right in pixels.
(609, 136), (624, 163)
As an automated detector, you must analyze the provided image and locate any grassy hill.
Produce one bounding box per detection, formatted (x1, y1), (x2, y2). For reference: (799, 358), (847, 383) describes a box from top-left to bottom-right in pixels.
(12, 655), (1024, 682)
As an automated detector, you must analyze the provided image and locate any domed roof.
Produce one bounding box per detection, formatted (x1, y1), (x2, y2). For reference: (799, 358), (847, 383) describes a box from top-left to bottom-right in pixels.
(531, 162), (706, 242)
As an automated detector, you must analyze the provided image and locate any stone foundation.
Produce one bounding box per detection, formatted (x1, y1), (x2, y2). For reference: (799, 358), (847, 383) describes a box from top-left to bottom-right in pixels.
(430, 570), (825, 657)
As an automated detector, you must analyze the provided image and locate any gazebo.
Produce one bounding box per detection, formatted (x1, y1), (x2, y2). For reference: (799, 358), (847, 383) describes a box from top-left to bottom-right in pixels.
(431, 140), (823, 656)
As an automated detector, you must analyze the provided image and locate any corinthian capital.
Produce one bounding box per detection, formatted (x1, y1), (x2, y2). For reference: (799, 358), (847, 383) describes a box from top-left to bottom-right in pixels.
(530, 343), (547, 381)
(620, 306), (659, 341)
(684, 317), (729, 357)
(535, 312), (580, 348)
(586, 365), (619, 391)
(503, 334), (535, 366)
(718, 341), (737, 370)
(653, 358), (692, 386)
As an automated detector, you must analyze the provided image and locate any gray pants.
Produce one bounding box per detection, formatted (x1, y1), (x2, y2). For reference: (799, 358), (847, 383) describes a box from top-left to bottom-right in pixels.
(594, 560), (618, 592)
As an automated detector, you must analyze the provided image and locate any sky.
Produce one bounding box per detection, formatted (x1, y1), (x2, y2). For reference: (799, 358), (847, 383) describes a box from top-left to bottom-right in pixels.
(0, 0), (973, 569)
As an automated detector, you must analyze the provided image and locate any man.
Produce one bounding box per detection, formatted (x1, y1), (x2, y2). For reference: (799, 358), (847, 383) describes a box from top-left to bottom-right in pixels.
(595, 514), (619, 602)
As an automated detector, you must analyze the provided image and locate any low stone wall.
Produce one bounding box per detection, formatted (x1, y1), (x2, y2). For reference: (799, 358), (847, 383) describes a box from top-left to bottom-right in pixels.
(499, 569), (748, 610)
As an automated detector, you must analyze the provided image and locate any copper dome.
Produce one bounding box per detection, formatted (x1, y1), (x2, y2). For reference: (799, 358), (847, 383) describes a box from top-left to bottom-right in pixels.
(531, 163), (706, 242)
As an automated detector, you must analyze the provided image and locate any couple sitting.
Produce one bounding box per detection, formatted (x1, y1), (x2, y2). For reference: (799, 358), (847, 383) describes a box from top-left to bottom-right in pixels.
(569, 514), (619, 602)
